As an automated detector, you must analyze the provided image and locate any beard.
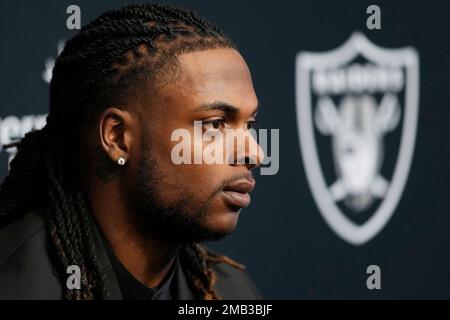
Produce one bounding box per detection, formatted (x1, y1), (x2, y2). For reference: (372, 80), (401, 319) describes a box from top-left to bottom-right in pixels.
(134, 134), (231, 244)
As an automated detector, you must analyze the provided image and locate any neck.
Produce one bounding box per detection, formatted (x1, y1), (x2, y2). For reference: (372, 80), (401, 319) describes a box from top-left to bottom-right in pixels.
(87, 181), (180, 288)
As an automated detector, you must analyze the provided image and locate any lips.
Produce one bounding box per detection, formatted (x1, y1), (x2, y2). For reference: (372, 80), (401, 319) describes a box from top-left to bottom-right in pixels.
(222, 178), (255, 209)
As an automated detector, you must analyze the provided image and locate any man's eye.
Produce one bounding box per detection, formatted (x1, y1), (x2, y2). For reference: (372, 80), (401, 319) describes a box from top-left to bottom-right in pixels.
(202, 119), (226, 130)
(247, 120), (258, 130)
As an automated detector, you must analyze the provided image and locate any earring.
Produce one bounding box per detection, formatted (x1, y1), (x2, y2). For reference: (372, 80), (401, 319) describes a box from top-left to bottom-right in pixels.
(117, 157), (127, 166)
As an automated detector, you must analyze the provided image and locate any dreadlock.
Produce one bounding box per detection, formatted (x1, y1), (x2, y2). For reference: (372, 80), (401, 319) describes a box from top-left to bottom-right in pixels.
(0, 3), (244, 300)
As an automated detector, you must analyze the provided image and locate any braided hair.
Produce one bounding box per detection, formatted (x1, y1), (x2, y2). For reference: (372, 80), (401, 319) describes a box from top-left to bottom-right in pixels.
(0, 3), (244, 300)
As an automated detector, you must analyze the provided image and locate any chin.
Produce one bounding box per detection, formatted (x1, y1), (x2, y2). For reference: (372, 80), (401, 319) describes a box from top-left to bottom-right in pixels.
(202, 208), (241, 240)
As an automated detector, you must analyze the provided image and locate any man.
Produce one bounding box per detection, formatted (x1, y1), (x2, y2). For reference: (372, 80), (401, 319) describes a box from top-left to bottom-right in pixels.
(0, 3), (263, 300)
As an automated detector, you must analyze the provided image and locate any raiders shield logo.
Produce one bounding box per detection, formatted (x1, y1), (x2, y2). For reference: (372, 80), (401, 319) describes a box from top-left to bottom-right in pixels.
(295, 32), (419, 245)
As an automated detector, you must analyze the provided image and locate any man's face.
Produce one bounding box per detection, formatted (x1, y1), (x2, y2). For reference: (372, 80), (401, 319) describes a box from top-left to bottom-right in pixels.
(131, 48), (262, 243)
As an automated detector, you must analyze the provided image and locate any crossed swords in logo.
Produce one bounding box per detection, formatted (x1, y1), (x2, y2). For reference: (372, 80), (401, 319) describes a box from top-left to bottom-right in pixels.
(314, 93), (401, 211)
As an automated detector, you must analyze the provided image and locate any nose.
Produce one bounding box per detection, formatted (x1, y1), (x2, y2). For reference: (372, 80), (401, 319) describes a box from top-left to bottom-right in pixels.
(228, 129), (264, 170)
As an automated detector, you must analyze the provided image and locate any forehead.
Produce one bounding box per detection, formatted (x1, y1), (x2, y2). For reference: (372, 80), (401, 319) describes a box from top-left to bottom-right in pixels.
(171, 48), (257, 111)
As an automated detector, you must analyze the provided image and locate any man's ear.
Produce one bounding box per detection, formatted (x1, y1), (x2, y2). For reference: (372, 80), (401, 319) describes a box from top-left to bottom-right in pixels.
(98, 107), (133, 164)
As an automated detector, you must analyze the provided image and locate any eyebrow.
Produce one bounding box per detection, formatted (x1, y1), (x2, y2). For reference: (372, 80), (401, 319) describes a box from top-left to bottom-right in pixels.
(196, 101), (260, 117)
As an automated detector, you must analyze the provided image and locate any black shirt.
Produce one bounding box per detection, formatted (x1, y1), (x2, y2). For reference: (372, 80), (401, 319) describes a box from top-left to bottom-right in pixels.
(104, 242), (177, 300)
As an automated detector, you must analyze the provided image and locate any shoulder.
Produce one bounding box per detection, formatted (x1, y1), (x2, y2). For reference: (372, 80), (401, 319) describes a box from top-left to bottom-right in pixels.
(0, 209), (46, 265)
(0, 208), (62, 299)
(210, 254), (262, 300)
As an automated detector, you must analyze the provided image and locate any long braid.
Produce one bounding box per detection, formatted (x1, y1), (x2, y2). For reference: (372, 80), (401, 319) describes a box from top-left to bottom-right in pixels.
(0, 3), (244, 300)
(45, 146), (97, 299)
(179, 244), (245, 300)
(0, 127), (50, 226)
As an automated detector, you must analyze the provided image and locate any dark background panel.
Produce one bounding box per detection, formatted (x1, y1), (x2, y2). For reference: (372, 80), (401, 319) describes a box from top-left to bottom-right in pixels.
(0, 0), (449, 298)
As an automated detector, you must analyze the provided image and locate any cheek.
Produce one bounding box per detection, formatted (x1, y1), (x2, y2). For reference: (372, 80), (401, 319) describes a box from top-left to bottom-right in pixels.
(148, 143), (225, 203)
(154, 131), (228, 194)
(147, 124), (235, 207)
(166, 162), (228, 198)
